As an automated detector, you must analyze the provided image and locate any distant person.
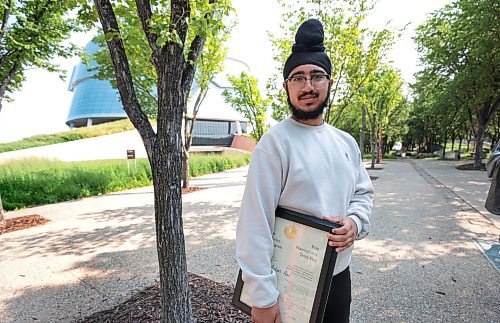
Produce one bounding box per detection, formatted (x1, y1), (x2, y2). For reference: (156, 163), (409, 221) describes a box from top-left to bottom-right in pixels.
(485, 142), (500, 214)
(236, 19), (374, 323)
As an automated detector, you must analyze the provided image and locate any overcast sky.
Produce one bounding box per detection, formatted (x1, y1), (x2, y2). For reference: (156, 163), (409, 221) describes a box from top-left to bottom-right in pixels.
(0, 0), (451, 143)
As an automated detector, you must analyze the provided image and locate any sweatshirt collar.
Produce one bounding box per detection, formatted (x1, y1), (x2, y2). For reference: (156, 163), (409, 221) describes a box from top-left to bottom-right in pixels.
(287, 117), (326, 130)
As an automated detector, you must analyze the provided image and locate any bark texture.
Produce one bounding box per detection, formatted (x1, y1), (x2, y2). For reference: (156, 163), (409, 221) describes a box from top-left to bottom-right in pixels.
(93, 0), (211, 321)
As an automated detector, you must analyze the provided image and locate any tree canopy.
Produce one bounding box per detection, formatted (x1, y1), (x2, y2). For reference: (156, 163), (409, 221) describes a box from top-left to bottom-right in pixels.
(0, 0), (84, 111)
(412, 0), (499, 167)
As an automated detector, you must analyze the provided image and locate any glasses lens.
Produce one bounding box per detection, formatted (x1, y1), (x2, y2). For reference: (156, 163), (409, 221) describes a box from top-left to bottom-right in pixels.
(289, 75), (328, 89)
(311, 75), (328, 88)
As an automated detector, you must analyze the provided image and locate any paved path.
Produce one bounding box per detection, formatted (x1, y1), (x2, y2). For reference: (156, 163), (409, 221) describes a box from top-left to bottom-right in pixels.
(351, 159), (499, 322)
(1, 160), (499, 322)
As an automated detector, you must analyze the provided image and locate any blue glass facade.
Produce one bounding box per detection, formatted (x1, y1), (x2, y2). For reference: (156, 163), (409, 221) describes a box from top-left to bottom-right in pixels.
(66, 42), (127, 127)
(66, 42), (251, 146)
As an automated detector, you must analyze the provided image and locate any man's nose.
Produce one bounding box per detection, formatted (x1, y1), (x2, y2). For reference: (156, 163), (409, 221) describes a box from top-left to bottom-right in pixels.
(303, 78), (314, 91)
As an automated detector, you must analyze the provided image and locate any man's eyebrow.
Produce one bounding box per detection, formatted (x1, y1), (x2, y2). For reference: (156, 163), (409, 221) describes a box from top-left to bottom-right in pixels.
(289, 71), (305, 78)
(289, 69), (327, 78)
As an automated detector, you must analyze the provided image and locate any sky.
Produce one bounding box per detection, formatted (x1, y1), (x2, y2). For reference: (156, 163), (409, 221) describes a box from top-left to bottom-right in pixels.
(0, 0), (451, 143)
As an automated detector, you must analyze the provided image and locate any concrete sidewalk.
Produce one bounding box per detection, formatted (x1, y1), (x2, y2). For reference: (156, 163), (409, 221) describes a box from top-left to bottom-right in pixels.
(1, 167), (247, 322)
(351, 159), (499, 322)
(1, 160), (499, 322)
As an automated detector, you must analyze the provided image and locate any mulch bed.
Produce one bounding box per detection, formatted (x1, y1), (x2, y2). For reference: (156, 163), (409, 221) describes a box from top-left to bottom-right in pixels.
(182, 187), (206, 194)
(456, 163), (486, 171)
(79, 273), (250, 323)
(0, 214), (50, 235)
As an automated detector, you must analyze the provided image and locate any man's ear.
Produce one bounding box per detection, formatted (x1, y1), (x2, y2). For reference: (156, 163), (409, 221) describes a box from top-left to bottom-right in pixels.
(282, 81), (287, 90)
(329, 78), (334, 87)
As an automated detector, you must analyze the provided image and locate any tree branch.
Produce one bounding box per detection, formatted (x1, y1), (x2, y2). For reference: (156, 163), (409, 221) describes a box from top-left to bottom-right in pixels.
(181, 34), (205, 99)
(94, 0), (156, 156)
(0, 60), (19, 112)
(0, 0), (11, 44)
(134, 0), (159, 59)
(181, 0), (217, 98)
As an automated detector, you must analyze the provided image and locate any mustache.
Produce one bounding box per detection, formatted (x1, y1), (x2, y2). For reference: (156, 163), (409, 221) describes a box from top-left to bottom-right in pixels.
(298, 91), (319, 99)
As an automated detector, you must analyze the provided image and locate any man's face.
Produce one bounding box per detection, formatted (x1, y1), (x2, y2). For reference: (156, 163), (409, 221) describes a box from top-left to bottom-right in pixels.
(283, 64), (333, 120)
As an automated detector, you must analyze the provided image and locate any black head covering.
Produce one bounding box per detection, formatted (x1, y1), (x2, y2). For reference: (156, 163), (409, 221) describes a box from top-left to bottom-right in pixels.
(283, 19), (332, 80)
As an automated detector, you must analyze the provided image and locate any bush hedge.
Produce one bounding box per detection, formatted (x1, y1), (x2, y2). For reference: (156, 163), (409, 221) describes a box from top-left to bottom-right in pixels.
(0, 152), (250, 211)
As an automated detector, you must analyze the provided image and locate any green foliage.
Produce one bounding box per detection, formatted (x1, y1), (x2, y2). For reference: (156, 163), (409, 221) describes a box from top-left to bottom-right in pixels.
(0, 158), (152, 210)
(0, 0), (85, 109)
(222, 72), (269, 141)
(412, 0), (499, 166)
(267, 0), (397, 129)
(0, 152), (250, 211)
(0, 119), (149, 153)
(188, 152), (250, 177)
(363, 152), (398, 160)
(89, 0), (234, 118)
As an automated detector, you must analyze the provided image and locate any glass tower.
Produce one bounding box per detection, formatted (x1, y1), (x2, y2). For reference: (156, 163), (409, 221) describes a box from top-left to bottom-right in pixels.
(66, 41), (127, 128)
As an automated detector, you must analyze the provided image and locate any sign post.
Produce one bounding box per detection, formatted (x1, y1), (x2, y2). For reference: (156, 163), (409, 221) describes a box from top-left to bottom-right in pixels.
(126, 150), (136, 176)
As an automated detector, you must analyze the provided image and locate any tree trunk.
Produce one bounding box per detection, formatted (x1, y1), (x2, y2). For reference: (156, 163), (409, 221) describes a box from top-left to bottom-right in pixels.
(182, 113), (192, 189)
(0, 61), (19, 112)
(370, 114), (377, 169)
(474, 125), (486, 169)
(93, 1), (214, 320)
(155, 69), (192, 322)
(459, 137), (463, 152)
(182, 148), (190, 189)
(377, 131), (382, 163)
(0, 193), (5, 228)
(182, 89), (207, 189)
(442, 134), (447, 160)
(360, 105), (366, 154)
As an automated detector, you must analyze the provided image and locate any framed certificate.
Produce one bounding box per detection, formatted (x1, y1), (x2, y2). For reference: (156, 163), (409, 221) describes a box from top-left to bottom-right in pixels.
(232, 207), (342, 323)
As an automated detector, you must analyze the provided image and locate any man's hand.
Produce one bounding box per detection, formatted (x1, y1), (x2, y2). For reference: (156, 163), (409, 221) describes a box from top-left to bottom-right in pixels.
(251, 303), (281, 323)
(323, 216), (358, 253)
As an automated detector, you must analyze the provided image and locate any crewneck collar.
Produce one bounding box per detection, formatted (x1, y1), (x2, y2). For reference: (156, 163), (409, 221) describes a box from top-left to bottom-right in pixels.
(287, 117), (326, 129)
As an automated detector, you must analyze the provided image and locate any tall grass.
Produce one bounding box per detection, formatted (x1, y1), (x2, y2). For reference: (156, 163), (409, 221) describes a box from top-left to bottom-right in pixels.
(189, 152), (251, 177)
(0, 119), (154, 153)
(0, 152), (250, 211)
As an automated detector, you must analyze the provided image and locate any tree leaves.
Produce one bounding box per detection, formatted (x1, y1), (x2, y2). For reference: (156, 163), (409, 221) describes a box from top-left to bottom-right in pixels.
(412, 0), (499, 164)
(0, 0), (85, 110)
(222, 72), (269, 141)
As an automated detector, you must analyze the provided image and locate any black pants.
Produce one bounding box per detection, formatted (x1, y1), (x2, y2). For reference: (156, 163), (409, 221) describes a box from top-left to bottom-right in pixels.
(322, 267), (351, 323)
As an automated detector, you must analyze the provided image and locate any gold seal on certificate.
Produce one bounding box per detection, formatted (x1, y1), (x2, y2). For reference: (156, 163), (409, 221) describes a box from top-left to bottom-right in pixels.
(232, 207), (341, 323)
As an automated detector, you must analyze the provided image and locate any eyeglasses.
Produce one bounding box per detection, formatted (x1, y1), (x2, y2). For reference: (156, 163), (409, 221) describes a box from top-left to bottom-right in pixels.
(285, 74), (330, 89)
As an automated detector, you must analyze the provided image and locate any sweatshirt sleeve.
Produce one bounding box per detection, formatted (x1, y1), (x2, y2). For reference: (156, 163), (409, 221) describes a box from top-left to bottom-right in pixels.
(347, 151), (374, 239)
(236, 146), (282, 308)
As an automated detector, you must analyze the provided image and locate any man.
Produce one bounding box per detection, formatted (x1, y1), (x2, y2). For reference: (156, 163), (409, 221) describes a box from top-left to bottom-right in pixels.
(485, 142), (500, 215)
(236, 19), (374, 323)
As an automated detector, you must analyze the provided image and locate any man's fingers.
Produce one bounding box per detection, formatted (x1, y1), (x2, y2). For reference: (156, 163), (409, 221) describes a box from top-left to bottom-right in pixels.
(323, 215), (343, 223)
(332, 224), (349, 234)
(327, 232), (354, 243)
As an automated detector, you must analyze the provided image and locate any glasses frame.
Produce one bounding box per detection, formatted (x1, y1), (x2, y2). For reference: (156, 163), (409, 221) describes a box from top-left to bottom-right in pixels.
(285, 74), (331, 89)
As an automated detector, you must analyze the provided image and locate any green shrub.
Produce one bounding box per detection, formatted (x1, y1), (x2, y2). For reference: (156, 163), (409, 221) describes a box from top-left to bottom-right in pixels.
(0, 152), (251, 211)
(189, 152), (251, 177)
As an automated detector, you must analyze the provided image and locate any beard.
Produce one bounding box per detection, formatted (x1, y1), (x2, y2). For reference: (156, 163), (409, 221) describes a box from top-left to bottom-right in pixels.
(286, 87), (330, 121)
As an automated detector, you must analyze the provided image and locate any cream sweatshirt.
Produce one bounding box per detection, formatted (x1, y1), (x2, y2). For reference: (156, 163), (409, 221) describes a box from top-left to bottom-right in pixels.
(236, 117), (374, 308)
